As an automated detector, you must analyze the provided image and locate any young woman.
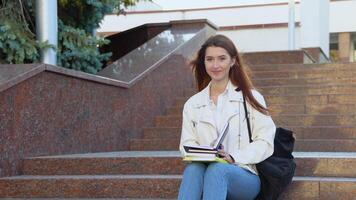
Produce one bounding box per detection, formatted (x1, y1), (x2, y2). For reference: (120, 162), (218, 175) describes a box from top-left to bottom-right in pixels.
(178, 35), (276, 200)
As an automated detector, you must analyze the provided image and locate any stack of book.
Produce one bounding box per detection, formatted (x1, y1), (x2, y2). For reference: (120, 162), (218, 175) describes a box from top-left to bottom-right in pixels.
(182, 123), (229, 163)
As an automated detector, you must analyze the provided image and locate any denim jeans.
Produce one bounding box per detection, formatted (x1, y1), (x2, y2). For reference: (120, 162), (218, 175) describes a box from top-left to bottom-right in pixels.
(178, 162), (260, 200)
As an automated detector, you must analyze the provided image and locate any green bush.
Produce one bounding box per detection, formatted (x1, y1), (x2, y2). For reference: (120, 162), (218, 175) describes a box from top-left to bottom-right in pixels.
(57, 21), (111, 74)
(0, 22), (39, 64)
(0, 0), (143, 73)
(0, 1), (40, 64)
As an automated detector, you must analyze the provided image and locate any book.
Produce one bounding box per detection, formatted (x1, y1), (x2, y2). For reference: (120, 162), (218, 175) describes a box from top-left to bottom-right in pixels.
(183, 122), (229, 154)
(182, 123), (230, 163)
(183, 155), (228, 163)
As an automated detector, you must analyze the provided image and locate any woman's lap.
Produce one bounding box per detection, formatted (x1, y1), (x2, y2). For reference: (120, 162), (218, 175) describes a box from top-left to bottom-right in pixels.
(179, 162), (260, 200)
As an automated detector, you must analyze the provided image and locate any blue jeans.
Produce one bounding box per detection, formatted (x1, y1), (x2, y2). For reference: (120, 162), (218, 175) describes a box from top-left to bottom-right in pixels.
(178, 162), (260, 200)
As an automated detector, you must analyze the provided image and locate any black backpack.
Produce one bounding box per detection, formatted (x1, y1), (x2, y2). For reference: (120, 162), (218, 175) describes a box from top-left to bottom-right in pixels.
(242, 96), (296, 200)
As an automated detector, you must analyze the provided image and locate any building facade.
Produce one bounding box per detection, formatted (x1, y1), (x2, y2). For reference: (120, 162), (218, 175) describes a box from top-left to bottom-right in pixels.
(98, 0), (356, 62)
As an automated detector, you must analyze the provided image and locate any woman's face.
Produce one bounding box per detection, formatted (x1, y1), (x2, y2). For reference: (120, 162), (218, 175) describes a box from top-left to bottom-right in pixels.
(204, 46), (235, 83)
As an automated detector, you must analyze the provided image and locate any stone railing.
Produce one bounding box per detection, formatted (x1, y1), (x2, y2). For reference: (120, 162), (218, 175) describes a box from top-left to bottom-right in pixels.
(0, 19), (217, 177)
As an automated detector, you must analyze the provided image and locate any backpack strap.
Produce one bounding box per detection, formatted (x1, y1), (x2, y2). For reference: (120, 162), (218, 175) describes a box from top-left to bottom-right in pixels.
(242, 95), (253, 143)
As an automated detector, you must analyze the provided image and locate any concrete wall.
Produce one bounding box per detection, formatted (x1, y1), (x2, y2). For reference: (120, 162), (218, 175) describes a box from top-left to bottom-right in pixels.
(330, 0), (356, 33)
(300, 0), (330, 56)
(99, 3), (300, 33)
(98, 1), (356, 53)
(219, 27), (301, 52)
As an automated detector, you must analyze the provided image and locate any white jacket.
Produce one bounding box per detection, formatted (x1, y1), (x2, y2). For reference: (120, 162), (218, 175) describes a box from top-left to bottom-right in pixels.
(179, 81), (276, 174)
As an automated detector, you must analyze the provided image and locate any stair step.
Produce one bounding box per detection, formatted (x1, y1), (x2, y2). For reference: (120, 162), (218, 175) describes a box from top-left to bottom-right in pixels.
(0, 199), (175, 200)
(143, 127), (181, 139)
(253, 76), (356, 86)
(274, 114), (356, 126)
(167, 104), (356, 115)
(175, 94), (356, 107)
(130, 139), (179, 151)
(23, 151), (185, 175)
(266, 94), (356, 104)
(143, 126), (356, 140)
(295, 139), (356, 152)
(288, 126), (356, 139)
(251, 68), (356, 79)
(248, 63), (356, 71)
(1, 175), (355, 199)
(183, 86), (356, 97)
(280, 177), (356, 200)
(3, 62), (356, 199)
(274, 104), (356, 115)
(22, 151), (356, 178)
(0, 174), (181, 198)
(129, 138), (356, 152)
(155, 114), (356, 127)
(257, 84), (356, 95)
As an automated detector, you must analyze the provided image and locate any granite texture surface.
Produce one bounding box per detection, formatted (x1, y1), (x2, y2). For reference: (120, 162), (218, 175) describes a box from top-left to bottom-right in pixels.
(21, 153), (356, 177)
(0, 175), (356, 199)
(0, 19), (219, 178)
(0, 175), (182, 198)
(0, 54), (193, 177)
(242, 50), (309, 65)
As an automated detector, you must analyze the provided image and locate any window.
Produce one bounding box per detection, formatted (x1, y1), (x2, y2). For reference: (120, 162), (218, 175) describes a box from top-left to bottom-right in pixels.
(351, 33), (356, 62)
(329, 33), (339, 62)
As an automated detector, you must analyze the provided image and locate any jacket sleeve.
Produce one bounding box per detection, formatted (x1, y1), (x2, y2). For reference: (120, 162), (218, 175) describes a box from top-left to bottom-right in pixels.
(179, 102), (200, 157)
(230, 90), (276, 165)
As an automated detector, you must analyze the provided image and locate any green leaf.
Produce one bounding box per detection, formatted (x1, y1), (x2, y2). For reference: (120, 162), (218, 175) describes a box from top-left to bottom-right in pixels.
(1, 0), (146, 71)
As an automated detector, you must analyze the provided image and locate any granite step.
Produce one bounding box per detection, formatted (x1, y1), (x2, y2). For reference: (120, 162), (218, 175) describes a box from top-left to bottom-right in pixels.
(0, 175), (355, 199)
(129, 138), (356, 152)
(175, 94), (356, 107)
(274, 114), (356, 127)
(0, 174), (181, 198)
(167, 104), (356, 115)
(277, 177), (356, 200)
(129, 138), (179, 151)
(22, 151), (185, 176)
(271, 104), (356, 115)
(247, 63), (356, 71)
(253, 76), (356, 86)
(143, 127), (181, 139)
(22, 151), (356, 178)
(143, 126), (356, 140)
(265, 94), (356, 104)
(0, 199), (176, 200)
(155, 114), (356, 127)
(290, 126), (356, 139)
(184, 81), (356, 96)
(251, 68), (356, 79)
(184, 84), (356, 97)
(295, 139), (356, 152)
(0, 198), (176, 200)
(257, 84), (356, 95)
(183, 86), (356, 98)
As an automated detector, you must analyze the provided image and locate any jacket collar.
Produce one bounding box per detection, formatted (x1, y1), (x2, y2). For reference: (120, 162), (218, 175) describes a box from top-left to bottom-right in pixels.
(194, 80), (243, 130)
(193, 80), (243, 108)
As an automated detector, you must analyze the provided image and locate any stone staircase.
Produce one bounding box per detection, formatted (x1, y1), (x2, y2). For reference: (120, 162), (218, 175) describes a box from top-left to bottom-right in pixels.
(1, 63), (356, 199)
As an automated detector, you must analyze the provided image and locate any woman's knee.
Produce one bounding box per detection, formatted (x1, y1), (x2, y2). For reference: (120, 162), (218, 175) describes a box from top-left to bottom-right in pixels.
(183, 162), (206, 177)
(205, 162), (228, 178)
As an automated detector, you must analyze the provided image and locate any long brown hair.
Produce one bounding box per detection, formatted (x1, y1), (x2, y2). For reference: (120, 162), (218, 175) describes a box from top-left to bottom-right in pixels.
(191, 34), (269, 115)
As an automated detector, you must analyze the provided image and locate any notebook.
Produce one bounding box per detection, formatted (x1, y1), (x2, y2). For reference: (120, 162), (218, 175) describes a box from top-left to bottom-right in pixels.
(183, 122), (230, 154)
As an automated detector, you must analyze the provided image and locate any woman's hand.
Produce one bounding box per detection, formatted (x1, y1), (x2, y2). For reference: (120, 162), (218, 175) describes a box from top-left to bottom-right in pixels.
(217, 149), (235, 164)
